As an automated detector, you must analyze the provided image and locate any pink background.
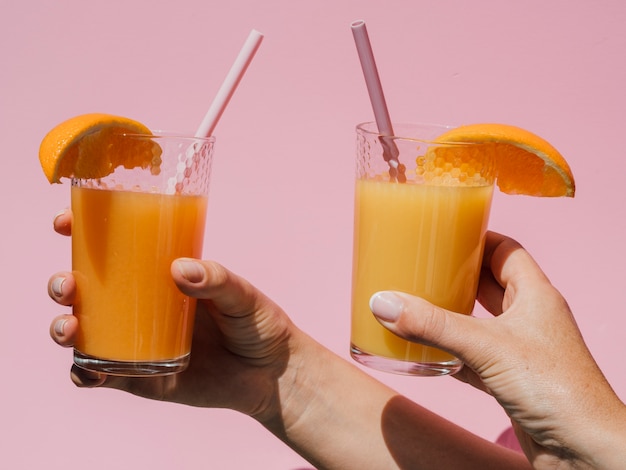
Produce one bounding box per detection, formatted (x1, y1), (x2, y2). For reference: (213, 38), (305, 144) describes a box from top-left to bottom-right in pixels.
(2, 1), (625, 468)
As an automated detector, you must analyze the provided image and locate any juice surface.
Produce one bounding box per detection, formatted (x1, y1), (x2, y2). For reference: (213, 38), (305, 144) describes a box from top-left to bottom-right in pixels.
(350, 179), (493, 362)
(71, 186), (208, 362)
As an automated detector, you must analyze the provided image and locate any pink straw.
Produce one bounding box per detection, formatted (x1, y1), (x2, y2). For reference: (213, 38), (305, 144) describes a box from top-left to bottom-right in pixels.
(351, 20), (404, 181)
(195, 29), (264, 138)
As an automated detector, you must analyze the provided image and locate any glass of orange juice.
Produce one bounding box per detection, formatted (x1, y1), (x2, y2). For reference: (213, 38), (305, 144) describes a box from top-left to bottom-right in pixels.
(350, 122), (496, 376)
(71, 133), (214, 376)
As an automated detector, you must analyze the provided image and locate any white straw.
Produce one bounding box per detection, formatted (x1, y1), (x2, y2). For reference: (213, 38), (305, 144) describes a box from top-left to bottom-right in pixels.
(168, 30), (263, 195)
(195, 29), (264, 138)
(351, 20), (403, 179)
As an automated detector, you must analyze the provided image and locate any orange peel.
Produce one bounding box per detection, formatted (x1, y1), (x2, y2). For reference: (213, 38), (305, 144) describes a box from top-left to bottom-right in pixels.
(434, 123), (575, 197)
(39, 113), (161, 183)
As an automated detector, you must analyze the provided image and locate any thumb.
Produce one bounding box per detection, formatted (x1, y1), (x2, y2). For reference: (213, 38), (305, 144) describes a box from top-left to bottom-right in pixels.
(369, 291), (487, 362)
(172, 258), (260, 317)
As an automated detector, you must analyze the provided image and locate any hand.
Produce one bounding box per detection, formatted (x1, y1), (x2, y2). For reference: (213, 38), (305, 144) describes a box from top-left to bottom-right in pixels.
(369, 231), (626, 469)
(48, 209), (299, 424)
(48, 210), (534, 469)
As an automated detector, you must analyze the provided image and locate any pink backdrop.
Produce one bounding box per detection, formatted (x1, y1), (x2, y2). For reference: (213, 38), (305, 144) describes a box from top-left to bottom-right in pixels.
(2, 1), (625, 468)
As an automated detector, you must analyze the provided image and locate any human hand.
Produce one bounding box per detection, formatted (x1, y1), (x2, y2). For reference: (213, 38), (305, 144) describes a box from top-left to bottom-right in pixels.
(48, 211), (537, 469)
(369, 231), (626, 469)
(48, 209), (300, 425)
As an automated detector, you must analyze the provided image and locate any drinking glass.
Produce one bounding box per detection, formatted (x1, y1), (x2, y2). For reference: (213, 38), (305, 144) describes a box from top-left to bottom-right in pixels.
(350, 122), (495, 376)
(71, 133), (214, 376)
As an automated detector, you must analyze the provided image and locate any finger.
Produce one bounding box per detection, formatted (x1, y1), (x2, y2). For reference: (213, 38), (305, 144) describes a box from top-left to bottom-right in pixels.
(171, 259), (291, 363)
(47, 272), (76, 306)
(49, 314), (78, 346)
(483, 231), (549, 293)
(69, 365), (180, 400)
(451, 364), (491, 394)
(476, 267), (505, 316)
(53, 208), (72, 236)
(367, 233), (536, 352)
(70, 365), (107, 388)
(477, 231), (550, 315)
(369, 291), (494, 365)
(172, 259), (262, 317)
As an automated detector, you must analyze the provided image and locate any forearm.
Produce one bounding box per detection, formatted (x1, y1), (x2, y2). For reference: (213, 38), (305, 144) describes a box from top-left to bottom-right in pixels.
(263, 328), (531, 470)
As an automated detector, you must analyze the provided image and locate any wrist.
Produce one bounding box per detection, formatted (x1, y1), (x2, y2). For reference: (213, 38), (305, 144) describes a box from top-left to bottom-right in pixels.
(255, 327), (401, 469)
(252, 326), (316, 434)
(575, 399), (626, 469)
(538, 389), (626, 470)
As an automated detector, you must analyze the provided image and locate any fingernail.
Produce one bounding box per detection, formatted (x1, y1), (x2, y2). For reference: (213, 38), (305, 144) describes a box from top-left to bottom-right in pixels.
(71, 366), (105, 388)
(51, 277), (65, 298)
(176, 260), (204, 283)
(369, 291), (404, 323)
(53, 208), (67, 225)
(54, 319), (67, 336)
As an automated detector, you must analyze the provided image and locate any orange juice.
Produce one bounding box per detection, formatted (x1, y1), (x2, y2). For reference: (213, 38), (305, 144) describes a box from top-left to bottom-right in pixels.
(350, 179), (493, 367)
(71, 186), (208, 365)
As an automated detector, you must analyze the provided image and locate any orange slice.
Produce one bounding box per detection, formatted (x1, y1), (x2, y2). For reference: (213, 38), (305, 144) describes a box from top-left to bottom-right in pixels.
(434, 123), (575, 197)
(39, 113), (161, 183)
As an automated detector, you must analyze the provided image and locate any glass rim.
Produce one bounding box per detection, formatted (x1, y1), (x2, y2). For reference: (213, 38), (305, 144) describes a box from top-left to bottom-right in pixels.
(117, 131), (216, 143)
(356, 121), (482, 147)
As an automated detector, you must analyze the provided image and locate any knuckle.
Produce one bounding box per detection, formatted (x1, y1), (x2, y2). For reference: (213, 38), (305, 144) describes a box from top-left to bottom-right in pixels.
(206, 261), (230, 289)
(420, 305), (451, 343)
(398, 303), (451, 346)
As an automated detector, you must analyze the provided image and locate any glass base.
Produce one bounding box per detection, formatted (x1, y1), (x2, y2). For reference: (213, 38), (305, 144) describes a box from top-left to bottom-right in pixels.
(74, 350), (190, 377)
(350, 343), (462, 377)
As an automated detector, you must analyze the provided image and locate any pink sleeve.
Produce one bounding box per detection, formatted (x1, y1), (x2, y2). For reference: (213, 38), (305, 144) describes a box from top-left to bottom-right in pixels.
(495, 426), (523, 453)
